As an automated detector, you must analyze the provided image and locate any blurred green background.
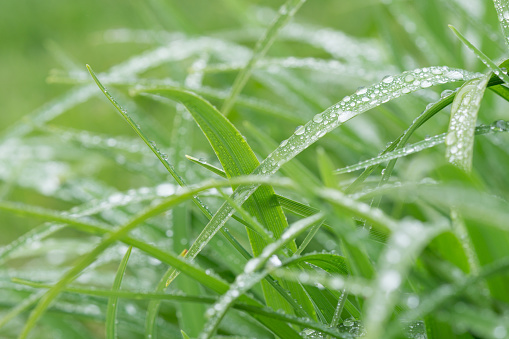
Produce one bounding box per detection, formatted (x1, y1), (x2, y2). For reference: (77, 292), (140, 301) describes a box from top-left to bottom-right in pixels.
(0, 0), (378, 130)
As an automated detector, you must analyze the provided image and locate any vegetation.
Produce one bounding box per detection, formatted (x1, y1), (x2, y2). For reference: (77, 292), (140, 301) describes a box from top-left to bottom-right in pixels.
(2, 0), (509, 338)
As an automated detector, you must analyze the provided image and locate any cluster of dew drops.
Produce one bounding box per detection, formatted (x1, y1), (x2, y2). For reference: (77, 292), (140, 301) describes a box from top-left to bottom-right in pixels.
(259, 67), (477, 175)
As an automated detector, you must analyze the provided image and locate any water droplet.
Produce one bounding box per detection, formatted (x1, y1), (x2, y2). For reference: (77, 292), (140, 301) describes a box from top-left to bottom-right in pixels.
(446, 71), (463, 80)
(441, 89), (453, 98)
(404, 74), (415, 82)
(343, 96), (351, 102)
(493, 120), (507, 131)
(406, 295), (420, 309)
(504, 11), (509, 20)
(313, 113), (324, 123)
(295, 125), (305, 135)
(356, 87), (368, 95)
(445, 133), (457, 145)
(431, 68), (443, 75)
(494, 326), (507, 339)
(420, 80), (432, 88)
(380, 270), (401, 291)
(382, 75), (394, 84)
(280, 139), (288, 147)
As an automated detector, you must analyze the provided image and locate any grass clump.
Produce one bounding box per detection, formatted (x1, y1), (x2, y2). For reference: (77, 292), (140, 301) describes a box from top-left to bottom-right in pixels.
(1, 0), (509, 338)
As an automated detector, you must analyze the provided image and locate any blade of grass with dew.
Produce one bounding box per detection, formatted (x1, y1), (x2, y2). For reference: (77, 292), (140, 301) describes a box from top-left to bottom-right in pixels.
(271, 269), (371, 298)
(203, 57), (385, 82)
(492, 0), (509, 48)
(445, 74), (490, 172)
(284, 252), (349, 275)
(335, 122), (509, 174)
(449, 25), (509, 85)
(198, 213), (324, 339)
(106, 246), (132, 339)
(135, 87), (317, 318)
(363, 220), (448, 339)
(221, 0), (307, 115)
(186, 155), (227, 178)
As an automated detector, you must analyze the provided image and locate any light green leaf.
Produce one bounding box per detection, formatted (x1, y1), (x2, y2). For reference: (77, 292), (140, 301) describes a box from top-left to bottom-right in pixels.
(445, 75), (490, 171)
(106, 246), (132, 339)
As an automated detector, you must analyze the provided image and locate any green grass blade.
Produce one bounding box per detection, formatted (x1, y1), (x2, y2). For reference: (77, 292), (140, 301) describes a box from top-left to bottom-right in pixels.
(335, 122), (509, 174)
(363, 221), (448, 339)
(221, 0), (307, 115)
(186, 155), (227, 178)
(449, 25), (509, 85)
(106, 246), (132, 339)
(445, 75), (490, 171)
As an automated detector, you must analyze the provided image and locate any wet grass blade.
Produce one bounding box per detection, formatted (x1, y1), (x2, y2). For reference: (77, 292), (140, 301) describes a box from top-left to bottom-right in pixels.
(445, 75), (490, 171)
(106, 246), (132, 339)
(449, 25), (509, 85)
(221, 0), (307, 115)
(492, 0), (509, 48)
(335, 122), (508, 174)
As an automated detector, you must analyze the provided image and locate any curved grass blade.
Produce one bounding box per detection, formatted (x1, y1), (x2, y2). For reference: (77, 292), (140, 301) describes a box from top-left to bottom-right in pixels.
(199, 213), (324, 339)
(272, 268), (371, 298)
(492, 0), (509, 48)
(445, 75), (490, 171)
(186, 155), (227, 178)
(204, 57), (385, 82)
(221, 0), (307, 115)
(335, 122), (509, 174)
(449, 25), (509, 85)
(284, 252), (349, 276)
(106, 246), (132, 339)
(363, 221), (448, 339)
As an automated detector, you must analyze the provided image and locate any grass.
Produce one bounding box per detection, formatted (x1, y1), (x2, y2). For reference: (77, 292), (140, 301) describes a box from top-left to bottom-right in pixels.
(1, 0), (509, 338)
